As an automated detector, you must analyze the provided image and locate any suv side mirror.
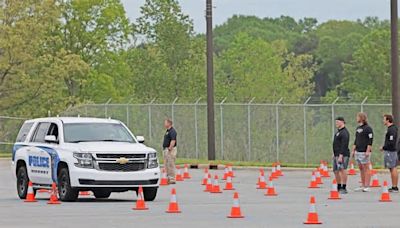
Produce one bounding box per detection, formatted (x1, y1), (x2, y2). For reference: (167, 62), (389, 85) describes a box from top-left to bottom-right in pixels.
(44, 135), (58, 143)
(136, 136), (145, 143)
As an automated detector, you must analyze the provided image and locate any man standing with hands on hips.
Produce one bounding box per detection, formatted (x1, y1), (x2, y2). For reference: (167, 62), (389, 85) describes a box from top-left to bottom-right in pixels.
(379, 114), (399, 192)
(352, 112), (374, 192)
(163, 118), (177, 184)
(332, 117), (350, 194)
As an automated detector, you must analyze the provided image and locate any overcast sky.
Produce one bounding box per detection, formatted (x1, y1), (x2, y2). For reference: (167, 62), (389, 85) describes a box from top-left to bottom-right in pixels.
(123, 0), (391, 33)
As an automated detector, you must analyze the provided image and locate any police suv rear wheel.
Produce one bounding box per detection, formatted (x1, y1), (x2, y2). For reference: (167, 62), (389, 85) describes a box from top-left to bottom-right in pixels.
(58, 167), (78, 202)
(17, 165), (29, 199)
(93, 189), (111, 199)
(143, 187), (158, 201)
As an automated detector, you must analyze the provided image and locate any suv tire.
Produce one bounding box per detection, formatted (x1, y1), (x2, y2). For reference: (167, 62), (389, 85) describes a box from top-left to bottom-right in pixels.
(58, 167), (79, 202)
(143, 187), (158, 201)
(17, 165), (30, 199)
(93, 189), (112, 199)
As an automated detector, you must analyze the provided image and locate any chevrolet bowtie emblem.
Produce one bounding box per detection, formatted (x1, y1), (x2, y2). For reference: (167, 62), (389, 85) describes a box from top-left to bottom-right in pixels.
(116, 157), (129, 164)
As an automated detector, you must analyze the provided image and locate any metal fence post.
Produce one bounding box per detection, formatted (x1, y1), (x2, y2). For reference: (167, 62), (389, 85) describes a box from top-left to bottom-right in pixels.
(148, 98), (156, 142)
(331, 97), (339, 137)
(171, 97), (178, 123)
(104, 98), (112, 118)
(275, 98), (283, 162)
(361, 97), (368, 113)
(303, 97), (311, 165)
(220, 98), (227, 159)
(126, 105), (130, 128)
(247, 97), (255, 161)
(194, 98), (202, 159)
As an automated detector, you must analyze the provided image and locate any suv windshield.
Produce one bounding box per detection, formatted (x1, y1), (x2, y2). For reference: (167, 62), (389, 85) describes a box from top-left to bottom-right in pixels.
(63, 123), (135, 143)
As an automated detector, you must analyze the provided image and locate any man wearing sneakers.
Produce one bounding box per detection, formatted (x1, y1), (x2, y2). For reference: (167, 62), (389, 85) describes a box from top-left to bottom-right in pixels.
(332, 117), (350, 194)
(379, 114), (399, 192)
(352, 112), (373, 192)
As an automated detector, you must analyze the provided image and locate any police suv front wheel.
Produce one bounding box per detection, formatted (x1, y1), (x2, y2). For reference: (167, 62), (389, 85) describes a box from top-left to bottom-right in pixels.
(17, 165), (30, 199)
(143, 187), (158, 201)
(57, 167), (78, 202)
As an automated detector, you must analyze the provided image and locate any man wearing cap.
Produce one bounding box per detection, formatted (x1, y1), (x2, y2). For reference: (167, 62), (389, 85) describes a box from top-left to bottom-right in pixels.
(332, 117), (350, 194)
(379, 114), (399, 192)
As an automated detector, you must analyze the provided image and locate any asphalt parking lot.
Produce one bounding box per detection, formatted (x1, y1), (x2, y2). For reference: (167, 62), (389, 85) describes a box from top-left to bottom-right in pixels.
(0, 159), (399, 228)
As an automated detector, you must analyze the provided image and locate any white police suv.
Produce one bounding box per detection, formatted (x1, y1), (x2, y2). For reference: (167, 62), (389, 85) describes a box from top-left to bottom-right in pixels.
(11, 117), (160, 202)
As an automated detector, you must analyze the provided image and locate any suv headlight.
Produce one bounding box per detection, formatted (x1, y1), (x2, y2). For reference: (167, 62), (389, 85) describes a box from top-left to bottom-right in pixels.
(73, 152), (94, 169)
(147, 152), (158, 169)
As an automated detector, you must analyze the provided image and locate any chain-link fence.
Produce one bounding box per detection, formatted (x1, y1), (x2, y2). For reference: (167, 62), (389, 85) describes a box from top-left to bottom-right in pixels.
(0, 97), (393, 165)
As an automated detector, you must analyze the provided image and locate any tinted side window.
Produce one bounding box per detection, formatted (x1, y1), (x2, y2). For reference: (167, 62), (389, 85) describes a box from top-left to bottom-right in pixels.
(32, 123), (51, 143)
(16, 122), (34, 142)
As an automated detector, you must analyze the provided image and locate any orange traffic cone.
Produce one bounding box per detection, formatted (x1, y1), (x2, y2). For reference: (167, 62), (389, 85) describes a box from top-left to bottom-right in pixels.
(308, 172), (319, 188)
(222, 167), (229, 180)
(183, 164), (191, 179)
(328, 179), (341, 200)
(133, 186), (148, 210)
(227, 192), (244, 218)
(204, 173), (213, 192)
(322, 163), (330, 177)
(271, 166), (278, 179)
(79, 191), (91, 196)
(304, 196), (322, 224)
(379, 181), (392, 202)
(175, 166), (184, 181)
(315, 170), (323, 185)
(318, 161), (324, 175)
(228, 165), (235, 177)
(348, 161), (356, 175)
(47, 182), (61, 205)
(202, 168), (209, 185)
(369, 162), (377, 175)
(257, 173), (267, 189)
(24, 181), (37, 203)
(371, 174), (381, 187)
(211, 175), (222, 193)
(265, 177), (278, 196)
(38, 189), (50, 193)
(224, 176), (235, 190)
(166, 188), (181, 213)
(276, 163), (283, 176)
(160, 168), (169, 186)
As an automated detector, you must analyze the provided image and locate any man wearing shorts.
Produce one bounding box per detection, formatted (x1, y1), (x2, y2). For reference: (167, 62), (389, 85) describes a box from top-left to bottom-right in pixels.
(379, 114), (398, 192)
(352, 112), (373, 192)
(332, 117), (350, 194)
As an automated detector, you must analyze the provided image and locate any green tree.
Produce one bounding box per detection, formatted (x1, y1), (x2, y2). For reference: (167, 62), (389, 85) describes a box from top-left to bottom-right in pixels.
(0, 0), (88, 116)
(337, 29), (391, 99)
(133, 0), (206, 102)
(216, 33), (315, 103)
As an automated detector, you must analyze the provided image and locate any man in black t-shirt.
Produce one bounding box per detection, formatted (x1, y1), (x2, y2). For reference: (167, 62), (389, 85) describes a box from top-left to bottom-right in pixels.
(163, 118), (177, 184)
(332, 117), (350, 194)
(352, 112), (373, 192)
(379, 114), (399, 192)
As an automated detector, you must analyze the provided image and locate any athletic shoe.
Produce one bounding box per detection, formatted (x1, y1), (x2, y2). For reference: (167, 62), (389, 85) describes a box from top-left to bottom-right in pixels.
(168, 179), (176, 185)
(354, 187), (364, 192)
(388, 187), (399, 193)
(362, 187), (371, 192)
(339, 189), (348, 194)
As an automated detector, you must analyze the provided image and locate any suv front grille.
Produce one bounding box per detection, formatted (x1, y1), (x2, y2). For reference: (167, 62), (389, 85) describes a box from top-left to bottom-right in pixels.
(96, 154), (146, 159)
(98, 162), (146, 172)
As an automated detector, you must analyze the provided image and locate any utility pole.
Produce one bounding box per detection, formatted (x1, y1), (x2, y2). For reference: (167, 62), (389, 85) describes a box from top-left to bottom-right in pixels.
(206, 0), (215, 160)
(391, 0), (400, 127)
